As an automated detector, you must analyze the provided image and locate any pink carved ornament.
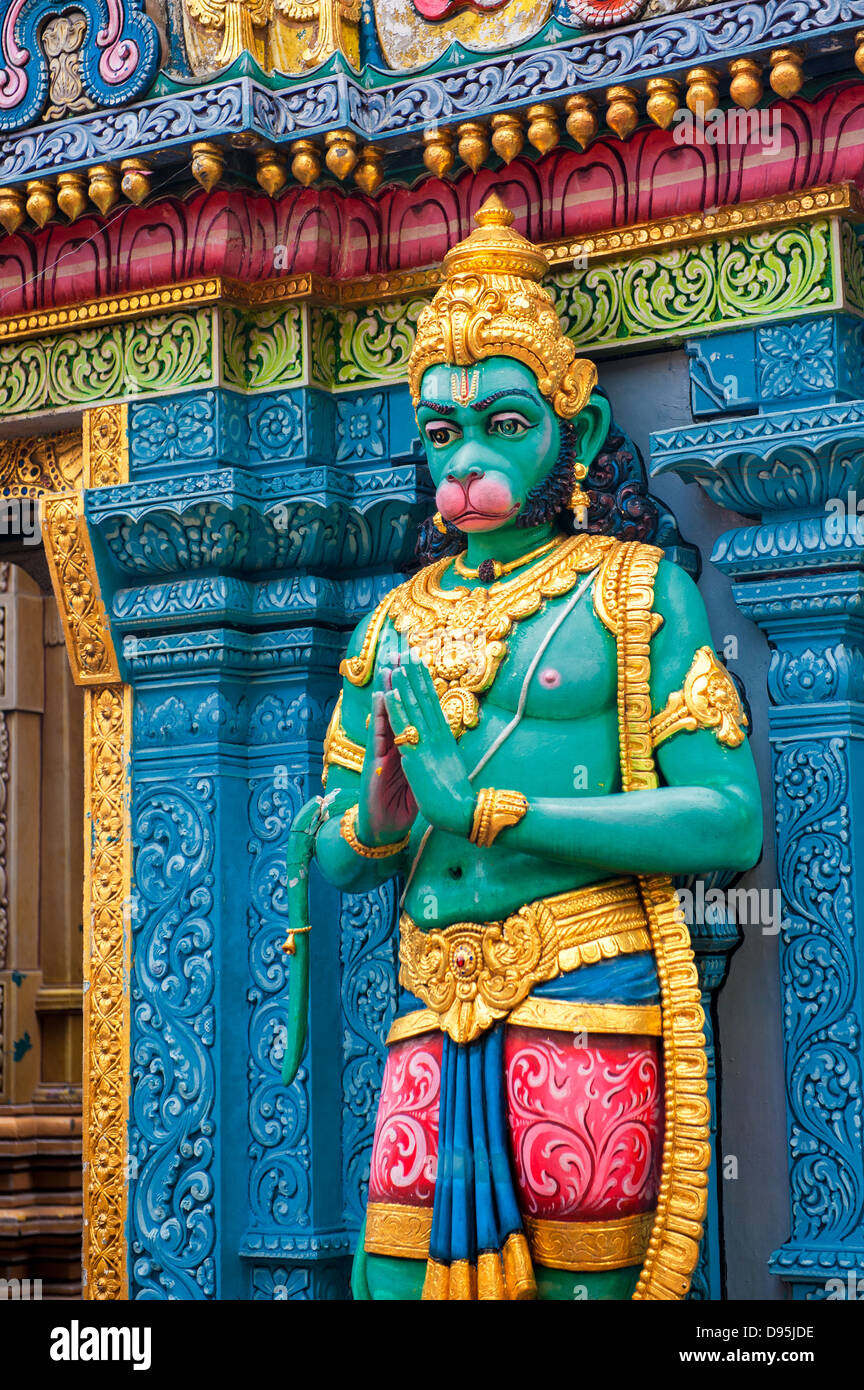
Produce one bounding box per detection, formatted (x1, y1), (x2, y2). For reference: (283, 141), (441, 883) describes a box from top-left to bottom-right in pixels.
(411, 0), (507, 18)
(504, 1027), (663, 1219)
(567, 0), (646, 26)
(369, 1034), (441, 1207)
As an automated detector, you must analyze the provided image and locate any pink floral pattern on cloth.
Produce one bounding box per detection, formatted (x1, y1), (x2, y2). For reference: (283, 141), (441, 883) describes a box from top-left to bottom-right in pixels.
(369, 1033), (442, 1206)
(369, 1025), (663, 1221)
(504, 1027), (663, 1218)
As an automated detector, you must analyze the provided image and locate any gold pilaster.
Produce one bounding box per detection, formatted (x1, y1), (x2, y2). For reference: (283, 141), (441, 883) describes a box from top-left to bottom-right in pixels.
(82, 684), (131, 1299)
(39, 404), (131, 1299)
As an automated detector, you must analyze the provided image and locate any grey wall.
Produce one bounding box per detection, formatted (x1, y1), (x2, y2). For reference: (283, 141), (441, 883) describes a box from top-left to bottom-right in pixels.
(601, 348), (789, 1301)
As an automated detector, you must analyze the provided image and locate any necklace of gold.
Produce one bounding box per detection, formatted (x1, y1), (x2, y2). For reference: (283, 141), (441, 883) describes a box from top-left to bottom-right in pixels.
(453, 535), (560, 582)
(388, 532), (616, 738)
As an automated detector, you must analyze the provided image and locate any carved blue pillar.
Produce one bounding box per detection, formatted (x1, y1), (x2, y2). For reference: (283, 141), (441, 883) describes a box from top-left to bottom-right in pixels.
(652, 314), (864, 1299)
(84, 382), (429, 1298)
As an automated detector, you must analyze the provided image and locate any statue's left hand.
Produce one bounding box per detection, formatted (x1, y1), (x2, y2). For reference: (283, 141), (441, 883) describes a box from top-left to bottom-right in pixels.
(383, 654), (475, 839)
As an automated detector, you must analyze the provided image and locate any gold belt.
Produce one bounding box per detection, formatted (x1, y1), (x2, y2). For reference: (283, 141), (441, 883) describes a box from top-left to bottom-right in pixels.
(398, 877), (651, 1044)
(365, 1201), (653, 1274)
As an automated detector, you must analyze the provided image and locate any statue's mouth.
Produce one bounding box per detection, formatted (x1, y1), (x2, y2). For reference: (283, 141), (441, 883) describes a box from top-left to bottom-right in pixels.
(437, 472), (520, 529)
(449, 503), (520, 527)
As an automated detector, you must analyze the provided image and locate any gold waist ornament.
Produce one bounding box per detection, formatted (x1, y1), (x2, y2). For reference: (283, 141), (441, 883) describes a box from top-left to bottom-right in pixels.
(398, 877), (651, 1044)
(365, 1201), (654, 1275)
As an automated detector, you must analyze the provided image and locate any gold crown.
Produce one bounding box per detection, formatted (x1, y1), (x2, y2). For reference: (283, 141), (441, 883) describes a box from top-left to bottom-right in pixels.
(408, 192), (596, 419)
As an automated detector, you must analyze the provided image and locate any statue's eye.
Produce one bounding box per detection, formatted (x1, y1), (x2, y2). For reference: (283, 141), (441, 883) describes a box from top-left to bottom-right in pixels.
(424, 422), (461, 448)
(488, 412), (530, 437)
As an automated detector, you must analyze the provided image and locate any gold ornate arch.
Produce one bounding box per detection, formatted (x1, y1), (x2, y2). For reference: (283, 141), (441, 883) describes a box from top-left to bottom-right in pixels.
(1, 404), (131, 1299)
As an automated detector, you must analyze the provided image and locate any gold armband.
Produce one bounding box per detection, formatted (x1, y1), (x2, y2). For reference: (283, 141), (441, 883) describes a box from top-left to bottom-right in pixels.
(322, 693), (365, 788)
(340, 804), (410, 859)
(339, 592), (396, 687)
(469, 788), (529, 848)
(651, 646), (747, 751)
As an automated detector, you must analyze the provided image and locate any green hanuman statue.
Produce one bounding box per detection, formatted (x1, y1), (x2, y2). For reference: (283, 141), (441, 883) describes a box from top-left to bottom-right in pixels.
(282, 194), (763, 1301)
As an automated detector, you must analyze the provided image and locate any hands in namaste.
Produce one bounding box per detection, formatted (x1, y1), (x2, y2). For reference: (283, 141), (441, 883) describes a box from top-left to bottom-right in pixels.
(356, 652), (476, 846)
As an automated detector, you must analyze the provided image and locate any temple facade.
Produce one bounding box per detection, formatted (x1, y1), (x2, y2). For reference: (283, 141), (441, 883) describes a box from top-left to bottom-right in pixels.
(0, 0), (862, 1300)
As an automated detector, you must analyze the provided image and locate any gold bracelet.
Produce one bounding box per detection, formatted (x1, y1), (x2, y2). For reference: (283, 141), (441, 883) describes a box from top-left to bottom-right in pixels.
(469, 788), (529, 848)
(340, 804), (411, 859)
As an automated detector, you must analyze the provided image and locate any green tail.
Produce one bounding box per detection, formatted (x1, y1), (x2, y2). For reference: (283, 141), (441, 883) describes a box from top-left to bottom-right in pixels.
(281, 797), (323, 1087)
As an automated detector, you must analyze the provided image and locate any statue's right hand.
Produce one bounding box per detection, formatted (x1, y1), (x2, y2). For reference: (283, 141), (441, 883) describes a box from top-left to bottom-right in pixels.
(355, 670), (418, 846)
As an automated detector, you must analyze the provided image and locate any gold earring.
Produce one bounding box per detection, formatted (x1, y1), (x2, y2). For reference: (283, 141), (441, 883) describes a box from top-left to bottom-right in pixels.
(570, 463), (589, 530)
(433, 511), (448, 534)
(570, 460), (589, 509)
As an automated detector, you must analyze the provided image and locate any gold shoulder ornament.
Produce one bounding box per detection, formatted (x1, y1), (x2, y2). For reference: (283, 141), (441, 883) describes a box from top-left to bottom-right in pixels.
(321, 691), (365, 788)
(339, 590), (397, 688)
(651, 646), (748, 751)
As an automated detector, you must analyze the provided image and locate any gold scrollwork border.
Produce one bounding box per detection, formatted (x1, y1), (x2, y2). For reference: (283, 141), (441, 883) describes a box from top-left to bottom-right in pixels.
(0, 430), (81, 494)
(608, 536), (711, 1302)
(37, 403), (131, 1300)
(42, 491), (120, 686)
(82, 684), (132, 1299)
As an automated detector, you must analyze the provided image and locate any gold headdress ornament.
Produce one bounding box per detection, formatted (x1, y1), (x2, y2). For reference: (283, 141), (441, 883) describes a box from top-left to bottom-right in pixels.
(408, 192), (597, 420)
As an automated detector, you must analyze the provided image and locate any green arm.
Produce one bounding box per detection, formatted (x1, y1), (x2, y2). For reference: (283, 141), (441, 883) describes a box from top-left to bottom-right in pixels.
(494, 559), (763, 874)
(282, 600), (407, 1084)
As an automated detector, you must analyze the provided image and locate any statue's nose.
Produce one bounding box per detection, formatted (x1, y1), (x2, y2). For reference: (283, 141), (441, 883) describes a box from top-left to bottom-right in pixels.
(446, 467), (482, 487)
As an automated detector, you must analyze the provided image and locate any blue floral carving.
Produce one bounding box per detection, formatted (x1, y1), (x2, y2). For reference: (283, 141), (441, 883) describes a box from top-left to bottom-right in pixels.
(248, 394), (305, 462)
(335, 394), (386, 462)
(247, 775), (313, 1232)
(758, 321), (835, 400)
(129, 778), (217, 1300)
(130, 395), (219, 468)
(774, 740), (861, 1247)
(340, 885), (399, 1226)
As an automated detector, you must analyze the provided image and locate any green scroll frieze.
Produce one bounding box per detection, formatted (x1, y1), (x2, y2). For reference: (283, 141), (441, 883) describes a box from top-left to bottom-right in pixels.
(0, 310), (214, 418)
(311, 299), (429, 391)
(841, 222), (864, 315)
(552, 222), (837, 353)
(0, 218), (854, 420)
(222, 305), (305, 392)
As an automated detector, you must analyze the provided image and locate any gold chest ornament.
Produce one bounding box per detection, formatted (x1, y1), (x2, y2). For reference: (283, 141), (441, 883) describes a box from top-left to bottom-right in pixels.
(386, 533), (616, 739)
